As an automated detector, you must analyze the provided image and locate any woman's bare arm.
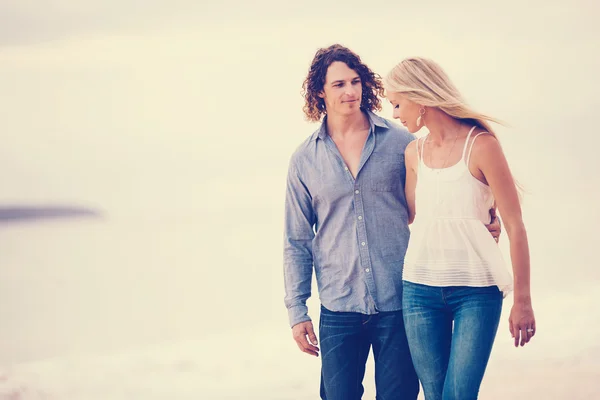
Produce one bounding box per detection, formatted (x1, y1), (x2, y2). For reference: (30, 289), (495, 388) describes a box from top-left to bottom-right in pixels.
(404, 140), (418, 225)
(472, 134), (536, 347)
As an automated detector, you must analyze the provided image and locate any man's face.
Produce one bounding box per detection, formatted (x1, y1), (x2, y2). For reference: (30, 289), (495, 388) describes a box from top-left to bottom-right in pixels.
(319, 61), (363, 118)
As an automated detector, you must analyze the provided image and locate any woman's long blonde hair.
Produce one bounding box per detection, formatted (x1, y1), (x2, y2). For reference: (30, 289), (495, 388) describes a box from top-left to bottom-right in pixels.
(384, 57), (504, 135)
(385, 57), (524, 198)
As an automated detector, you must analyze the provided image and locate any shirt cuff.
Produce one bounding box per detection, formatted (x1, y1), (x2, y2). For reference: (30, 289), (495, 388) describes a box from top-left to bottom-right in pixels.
(288, 304), (311, 328)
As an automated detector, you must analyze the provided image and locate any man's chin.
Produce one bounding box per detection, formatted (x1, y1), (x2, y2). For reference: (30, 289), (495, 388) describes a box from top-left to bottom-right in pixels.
(340, 105), (362, 116)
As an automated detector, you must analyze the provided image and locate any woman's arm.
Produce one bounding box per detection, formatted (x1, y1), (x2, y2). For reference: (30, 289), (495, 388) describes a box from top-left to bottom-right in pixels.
(472, 134), (536, 347)
(404, 139), (418, 225)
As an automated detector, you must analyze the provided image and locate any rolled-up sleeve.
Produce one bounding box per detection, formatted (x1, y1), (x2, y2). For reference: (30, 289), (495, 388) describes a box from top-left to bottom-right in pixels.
(283, 157), (316, 328)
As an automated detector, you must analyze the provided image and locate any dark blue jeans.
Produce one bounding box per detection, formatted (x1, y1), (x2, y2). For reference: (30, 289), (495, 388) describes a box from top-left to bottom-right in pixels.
(402, 281), (503, 400)
(319, 305), (419, 400)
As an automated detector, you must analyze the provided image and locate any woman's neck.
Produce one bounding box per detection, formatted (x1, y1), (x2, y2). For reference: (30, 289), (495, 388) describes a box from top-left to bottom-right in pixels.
(425, 112), (466, 144)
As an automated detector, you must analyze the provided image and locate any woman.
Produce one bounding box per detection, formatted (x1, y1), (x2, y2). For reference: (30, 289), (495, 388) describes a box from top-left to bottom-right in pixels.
(383, 58), (536, 400)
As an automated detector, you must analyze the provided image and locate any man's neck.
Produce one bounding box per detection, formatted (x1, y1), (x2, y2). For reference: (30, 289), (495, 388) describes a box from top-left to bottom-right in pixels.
(326, 110), (370, 139)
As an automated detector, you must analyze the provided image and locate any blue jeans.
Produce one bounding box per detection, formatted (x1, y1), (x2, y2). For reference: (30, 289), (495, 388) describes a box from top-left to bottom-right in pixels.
(319, 305), (419, 400)
(402, 281), (503, 400)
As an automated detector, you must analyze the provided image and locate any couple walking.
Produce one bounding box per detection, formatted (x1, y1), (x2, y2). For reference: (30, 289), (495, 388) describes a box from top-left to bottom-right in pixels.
(283, 44), (536, 400)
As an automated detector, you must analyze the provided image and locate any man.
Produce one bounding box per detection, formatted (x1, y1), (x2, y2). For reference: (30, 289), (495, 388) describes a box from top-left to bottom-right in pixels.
(283, 44), (499, 399)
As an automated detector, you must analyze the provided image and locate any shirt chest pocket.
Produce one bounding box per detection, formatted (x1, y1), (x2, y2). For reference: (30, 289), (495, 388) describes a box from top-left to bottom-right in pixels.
(368, 155), (405, 192)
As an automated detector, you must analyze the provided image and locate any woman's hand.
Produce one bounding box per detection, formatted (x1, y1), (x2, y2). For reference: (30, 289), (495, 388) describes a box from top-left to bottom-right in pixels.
(509, 301), (536, 347)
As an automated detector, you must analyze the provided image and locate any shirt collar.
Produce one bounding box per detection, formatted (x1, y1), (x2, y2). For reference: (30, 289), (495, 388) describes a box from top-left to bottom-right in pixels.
(313, 110), (388, 141)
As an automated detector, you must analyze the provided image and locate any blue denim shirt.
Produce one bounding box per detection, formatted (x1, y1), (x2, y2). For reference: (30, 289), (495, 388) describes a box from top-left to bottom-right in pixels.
(284, 110), (415, 327)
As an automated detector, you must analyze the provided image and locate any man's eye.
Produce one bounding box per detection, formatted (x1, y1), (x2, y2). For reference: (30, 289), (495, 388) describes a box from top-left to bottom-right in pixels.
(394, 105), (399, 109)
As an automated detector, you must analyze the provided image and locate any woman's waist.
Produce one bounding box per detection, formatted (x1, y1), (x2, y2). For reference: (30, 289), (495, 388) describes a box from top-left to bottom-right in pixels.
(407, 222), (502, 254)
(412, 214), (491, 224)
(403, 249), (506, 272)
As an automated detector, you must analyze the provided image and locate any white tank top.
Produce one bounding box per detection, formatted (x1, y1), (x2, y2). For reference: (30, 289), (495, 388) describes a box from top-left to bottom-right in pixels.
(403, 126), (513, 296)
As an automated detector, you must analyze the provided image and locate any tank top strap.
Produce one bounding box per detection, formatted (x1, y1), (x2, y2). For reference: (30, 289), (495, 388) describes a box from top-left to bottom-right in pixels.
(460, 126), (478, 162)
(466, 131), (489, 167)
(416, 136), (426, 170)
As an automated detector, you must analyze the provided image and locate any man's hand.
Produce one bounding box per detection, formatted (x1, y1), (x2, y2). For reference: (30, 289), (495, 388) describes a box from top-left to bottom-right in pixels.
(486, 208), (501, 243)
(292, 320), (319, 357)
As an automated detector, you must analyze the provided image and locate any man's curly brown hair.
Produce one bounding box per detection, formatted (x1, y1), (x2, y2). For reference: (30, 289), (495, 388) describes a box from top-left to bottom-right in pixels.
(302, 44), (384, 122)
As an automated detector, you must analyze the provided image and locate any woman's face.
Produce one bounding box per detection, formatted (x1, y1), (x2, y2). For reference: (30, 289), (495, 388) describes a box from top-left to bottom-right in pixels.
(387, 92), (423, 133)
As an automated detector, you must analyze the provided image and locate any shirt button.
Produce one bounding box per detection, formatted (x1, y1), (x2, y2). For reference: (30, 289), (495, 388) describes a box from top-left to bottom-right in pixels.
(361, 242), (366, 246)
(358, 216), (363, 220)
(365, 268), (370, 272)
(344, 166), (349, 171)
(355, 190), (360, 194)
